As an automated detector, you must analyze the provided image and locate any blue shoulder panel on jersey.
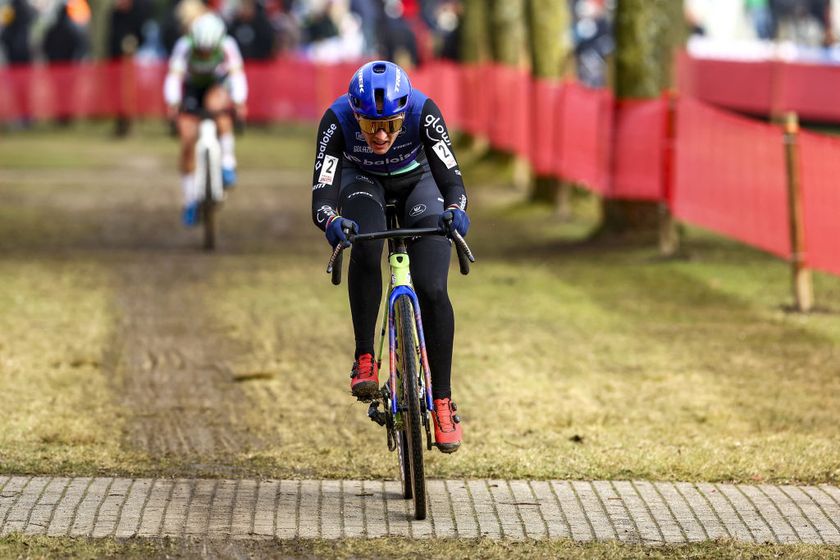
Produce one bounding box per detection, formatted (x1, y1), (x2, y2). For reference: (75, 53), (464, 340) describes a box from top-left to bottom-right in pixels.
(330, 89), (429, 175)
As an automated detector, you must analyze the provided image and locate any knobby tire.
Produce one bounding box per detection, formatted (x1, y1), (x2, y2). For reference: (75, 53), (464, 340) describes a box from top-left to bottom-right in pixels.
(395, 294), (426, 520)
(202, 151), (216, 251)
(398, 424), (412, 500)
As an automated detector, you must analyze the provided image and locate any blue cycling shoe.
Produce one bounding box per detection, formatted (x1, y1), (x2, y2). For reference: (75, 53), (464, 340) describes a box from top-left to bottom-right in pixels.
(181, 202), (200, 227)
(222, 167), (237, 189)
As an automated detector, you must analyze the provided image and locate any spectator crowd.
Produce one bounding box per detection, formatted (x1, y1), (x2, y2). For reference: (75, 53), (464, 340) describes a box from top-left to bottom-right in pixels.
(3, 0), (837, 88)
(686, 0), (834, 47)
(0, 0), (464, 67)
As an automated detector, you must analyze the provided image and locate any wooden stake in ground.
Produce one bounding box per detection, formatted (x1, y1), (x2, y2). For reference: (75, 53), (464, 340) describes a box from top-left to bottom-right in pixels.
(783, 112), (813, 312)
(658, 91), (679, 256)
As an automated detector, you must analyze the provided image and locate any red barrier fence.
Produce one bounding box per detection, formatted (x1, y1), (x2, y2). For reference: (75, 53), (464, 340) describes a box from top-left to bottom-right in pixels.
(529, 80), (562, 176)
(556, 81), (613, 195)
(612, 98), (668, 201)
(677, 53), (776, 116)
(673, 97), (790, 258)
(0, 59), (359, 123)
(799, 131), (840, 277)
(410, 60), (462, 130)
(678, 51), (840, 122)
(1, 58), (838, 279)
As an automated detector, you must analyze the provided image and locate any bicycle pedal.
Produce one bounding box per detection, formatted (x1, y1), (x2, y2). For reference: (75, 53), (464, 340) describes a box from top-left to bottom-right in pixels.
(367, 402), (387, 426)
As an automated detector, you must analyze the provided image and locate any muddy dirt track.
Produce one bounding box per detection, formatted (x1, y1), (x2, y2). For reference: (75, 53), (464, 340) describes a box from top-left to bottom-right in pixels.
(106, 256), (259, 458)
(0, 140), (316, 465)
(9, 126), (840, 491)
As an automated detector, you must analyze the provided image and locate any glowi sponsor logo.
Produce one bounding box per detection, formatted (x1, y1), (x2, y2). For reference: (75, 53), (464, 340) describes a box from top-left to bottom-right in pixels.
(424, 114), (451, 145)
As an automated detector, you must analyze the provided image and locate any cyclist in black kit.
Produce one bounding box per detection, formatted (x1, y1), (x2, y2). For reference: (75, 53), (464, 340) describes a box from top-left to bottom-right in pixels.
(311, 60), (469, 453)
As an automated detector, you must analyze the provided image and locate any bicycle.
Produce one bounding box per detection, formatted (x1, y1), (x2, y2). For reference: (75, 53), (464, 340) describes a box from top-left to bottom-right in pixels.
(326, 200), (474, 521)
(192, 109), (225, 251)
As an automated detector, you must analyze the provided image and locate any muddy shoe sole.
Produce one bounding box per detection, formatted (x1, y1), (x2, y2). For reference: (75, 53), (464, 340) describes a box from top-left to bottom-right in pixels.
(435, 442), (461, 454)
(351, 381), (379, 401)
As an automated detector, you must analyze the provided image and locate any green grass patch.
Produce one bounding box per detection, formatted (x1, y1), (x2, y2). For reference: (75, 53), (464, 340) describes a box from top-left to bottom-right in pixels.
(0, 126), (839, 483)
(0, 120), (313, 170)
(1, 536), (838, 560)
(205, 182), (840, 482)
(0, 258), (128, 474)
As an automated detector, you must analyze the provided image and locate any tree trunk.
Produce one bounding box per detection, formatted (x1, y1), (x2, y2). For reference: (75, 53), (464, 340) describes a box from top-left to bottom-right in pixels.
(89, 0), (112, 60)
(459, 0), (491, 155)
(488, 0), (530, 190)
(602, 0), (684, 246)
(526, 0), (572, 79)
(460, 0), (490, 64)
(526, 0), (573, 215)
(489, 0), (526, 66)
(613, 0), (684, 99)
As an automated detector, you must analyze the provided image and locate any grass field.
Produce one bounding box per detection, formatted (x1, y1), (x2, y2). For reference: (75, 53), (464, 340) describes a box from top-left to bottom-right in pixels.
(2, 535), (840, 559)
(0, 121), (839, 488)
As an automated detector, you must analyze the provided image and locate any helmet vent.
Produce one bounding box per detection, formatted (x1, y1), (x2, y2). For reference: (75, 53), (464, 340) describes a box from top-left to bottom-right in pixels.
(372, 63), (387, 74)
(397, 95), (407, 109)
(374, 88), (384, 114)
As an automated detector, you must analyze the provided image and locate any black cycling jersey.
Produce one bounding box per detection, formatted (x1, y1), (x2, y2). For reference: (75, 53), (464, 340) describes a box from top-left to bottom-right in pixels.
(311, 90), (467, 399)
(311, 92), (467, 230)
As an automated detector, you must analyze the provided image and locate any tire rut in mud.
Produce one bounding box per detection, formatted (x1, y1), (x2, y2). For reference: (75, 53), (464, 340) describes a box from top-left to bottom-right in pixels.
(105, 255), (260, 461)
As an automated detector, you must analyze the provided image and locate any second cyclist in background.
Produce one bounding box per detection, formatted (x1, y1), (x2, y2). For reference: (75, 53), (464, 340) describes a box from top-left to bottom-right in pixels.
(163, 11), (248, 227)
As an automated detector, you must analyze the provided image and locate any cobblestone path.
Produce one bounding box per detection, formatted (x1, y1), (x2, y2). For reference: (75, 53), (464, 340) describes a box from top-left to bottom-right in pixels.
(1, 476), (839, 544)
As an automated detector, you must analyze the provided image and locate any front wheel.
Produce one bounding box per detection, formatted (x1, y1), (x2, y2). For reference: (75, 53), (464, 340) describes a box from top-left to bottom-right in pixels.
(394, 294), (426, 520)
(201, 152), (217, 251)
(397, 429), (412, 500)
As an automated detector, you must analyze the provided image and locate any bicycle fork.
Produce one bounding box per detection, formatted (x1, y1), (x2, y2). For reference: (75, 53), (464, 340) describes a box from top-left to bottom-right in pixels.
(380, 252), (435, 417)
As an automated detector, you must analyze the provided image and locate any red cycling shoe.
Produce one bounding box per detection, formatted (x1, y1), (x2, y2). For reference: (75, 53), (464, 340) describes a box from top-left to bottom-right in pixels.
(350, 353), (379, 400)
(432, 397), (462, 453)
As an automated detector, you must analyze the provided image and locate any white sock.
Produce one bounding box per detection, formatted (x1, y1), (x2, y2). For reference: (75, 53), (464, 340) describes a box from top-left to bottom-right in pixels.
(220, 133), (236, 170)
(181, 173), (197, 206)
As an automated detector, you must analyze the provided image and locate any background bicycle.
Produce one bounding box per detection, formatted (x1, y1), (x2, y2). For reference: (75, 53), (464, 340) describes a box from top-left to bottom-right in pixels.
(193, 108), (224, 251)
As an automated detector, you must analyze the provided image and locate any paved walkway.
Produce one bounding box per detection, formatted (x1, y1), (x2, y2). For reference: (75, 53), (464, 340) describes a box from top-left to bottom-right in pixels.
(1, 476), (839, 544)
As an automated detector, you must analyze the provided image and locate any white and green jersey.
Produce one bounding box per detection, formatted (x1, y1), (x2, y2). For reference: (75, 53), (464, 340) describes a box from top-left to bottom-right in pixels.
(163, 35), (248, 106)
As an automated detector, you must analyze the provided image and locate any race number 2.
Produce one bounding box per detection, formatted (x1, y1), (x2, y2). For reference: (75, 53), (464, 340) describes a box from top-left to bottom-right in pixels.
(432, 141), (457, 169)
(319, 155), (339, 185)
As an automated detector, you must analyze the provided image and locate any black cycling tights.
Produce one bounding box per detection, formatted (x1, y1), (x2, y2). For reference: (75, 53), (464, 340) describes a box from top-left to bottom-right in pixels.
(344, 195), (454, 400)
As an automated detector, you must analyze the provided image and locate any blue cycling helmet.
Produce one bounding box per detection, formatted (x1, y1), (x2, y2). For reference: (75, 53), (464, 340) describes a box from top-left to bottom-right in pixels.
(347, 60), (412, 118)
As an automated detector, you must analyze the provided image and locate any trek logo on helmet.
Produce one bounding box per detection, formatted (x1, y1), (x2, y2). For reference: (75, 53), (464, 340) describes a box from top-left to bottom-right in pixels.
(357, 69), (365, 94)
(395, 68), (402, 92)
